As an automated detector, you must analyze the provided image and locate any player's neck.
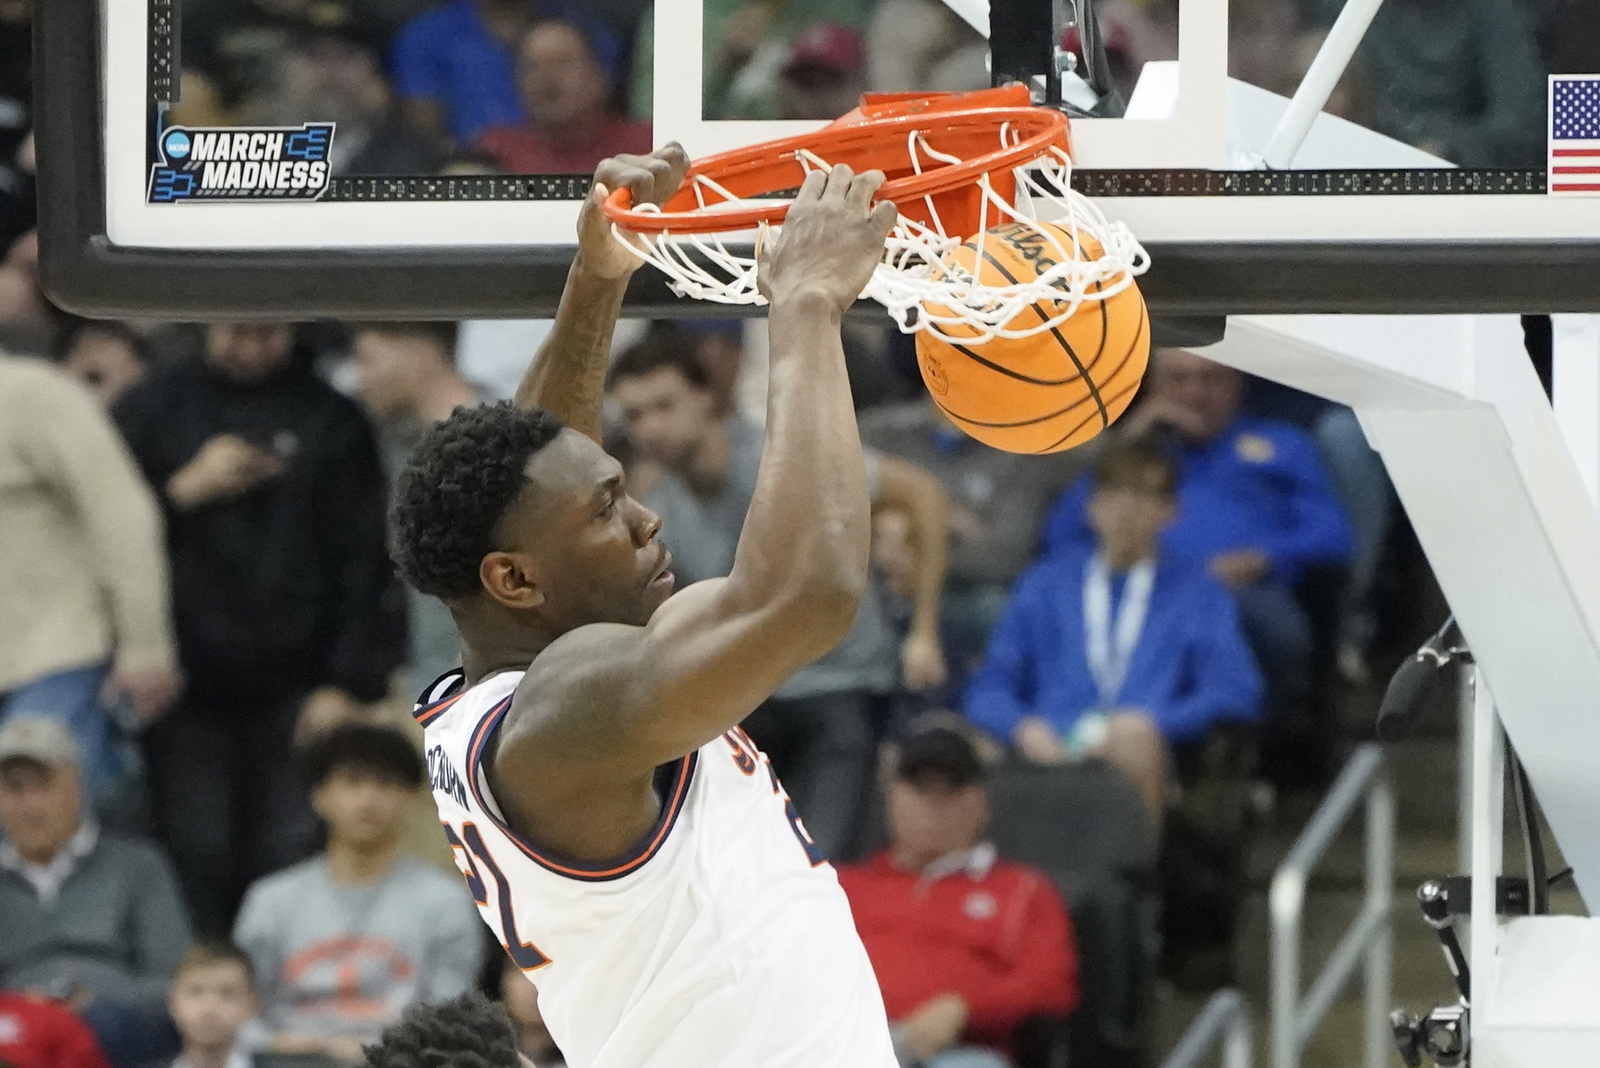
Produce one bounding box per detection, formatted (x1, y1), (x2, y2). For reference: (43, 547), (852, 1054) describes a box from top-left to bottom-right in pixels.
(458, 613), (559, 685)
(683, 422), (731, 497)
(325, 836), (401, 885)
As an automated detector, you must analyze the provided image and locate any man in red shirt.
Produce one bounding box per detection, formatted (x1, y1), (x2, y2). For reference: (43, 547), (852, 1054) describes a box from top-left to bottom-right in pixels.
(838, 727), (1078, 1068)
(477, 16), (653, 174)
(0, 992), (112, 1068)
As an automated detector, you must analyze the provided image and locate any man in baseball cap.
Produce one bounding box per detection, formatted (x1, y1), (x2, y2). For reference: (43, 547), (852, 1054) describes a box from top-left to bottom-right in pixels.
(0, 716), (191, 1068)
(837, 724), (1079, 1068)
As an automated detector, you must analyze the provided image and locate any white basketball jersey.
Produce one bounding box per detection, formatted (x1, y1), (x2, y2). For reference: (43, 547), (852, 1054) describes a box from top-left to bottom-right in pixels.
(416, 669), (899, 1068)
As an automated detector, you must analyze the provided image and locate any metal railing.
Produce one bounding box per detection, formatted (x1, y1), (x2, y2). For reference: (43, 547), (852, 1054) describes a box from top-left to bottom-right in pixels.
(1160, 988), (1253, 1068)
(1270, 743), (1395, 1068)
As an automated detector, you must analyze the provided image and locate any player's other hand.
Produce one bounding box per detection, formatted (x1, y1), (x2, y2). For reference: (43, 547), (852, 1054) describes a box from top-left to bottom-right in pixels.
(758, 164), (898, 313)
(578, 143), (691, 281)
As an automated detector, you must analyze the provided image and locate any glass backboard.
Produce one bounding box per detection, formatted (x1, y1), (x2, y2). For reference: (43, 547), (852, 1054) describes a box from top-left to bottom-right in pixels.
(35, 0), (1600, 318)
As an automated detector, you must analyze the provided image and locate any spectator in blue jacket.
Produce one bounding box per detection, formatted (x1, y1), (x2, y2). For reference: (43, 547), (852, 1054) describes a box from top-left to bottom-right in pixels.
(969, 440), (1262, 825)
(1043, 349), (1350, 726)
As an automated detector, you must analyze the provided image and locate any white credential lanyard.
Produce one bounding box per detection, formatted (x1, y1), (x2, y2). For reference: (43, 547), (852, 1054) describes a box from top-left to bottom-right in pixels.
(1083, 553), (1156, 709)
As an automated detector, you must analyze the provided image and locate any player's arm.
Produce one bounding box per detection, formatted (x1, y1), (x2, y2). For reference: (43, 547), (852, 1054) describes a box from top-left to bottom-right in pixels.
(504, 168), (897, 776)
(513, 146), (690, 440)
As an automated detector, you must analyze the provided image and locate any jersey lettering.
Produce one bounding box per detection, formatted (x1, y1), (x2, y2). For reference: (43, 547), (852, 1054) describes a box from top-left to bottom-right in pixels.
(723, 730), (758, 775)
(444, 822), (551, 970)
(765, 761), (826, 866)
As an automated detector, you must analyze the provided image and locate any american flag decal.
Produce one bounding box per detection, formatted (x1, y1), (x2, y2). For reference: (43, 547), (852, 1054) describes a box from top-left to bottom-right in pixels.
(1550, 75), (1600, 196)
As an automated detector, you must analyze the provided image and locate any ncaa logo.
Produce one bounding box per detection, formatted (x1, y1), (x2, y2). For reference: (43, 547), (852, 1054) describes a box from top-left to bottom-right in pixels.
(162, 129), (192, 161)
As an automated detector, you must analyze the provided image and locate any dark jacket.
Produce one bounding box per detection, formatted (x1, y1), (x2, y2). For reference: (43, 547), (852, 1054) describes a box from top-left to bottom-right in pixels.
(113, 353), (405, 704)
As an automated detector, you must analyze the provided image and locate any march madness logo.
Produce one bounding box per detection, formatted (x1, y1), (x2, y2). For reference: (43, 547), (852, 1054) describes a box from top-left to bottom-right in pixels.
(148, 124), (334, 203)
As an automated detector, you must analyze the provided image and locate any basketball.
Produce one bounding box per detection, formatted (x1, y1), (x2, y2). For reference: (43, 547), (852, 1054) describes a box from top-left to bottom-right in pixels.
(915, 220), (1150, 455)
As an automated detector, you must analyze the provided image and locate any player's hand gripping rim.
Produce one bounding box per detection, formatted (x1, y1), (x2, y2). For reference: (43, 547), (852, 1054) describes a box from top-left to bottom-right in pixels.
(755, 164), (899, 314)
(579, 143), (692, 281)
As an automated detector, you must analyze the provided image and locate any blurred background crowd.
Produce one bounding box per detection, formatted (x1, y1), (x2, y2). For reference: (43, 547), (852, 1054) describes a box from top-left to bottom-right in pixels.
(0, 0), (1588, 1067)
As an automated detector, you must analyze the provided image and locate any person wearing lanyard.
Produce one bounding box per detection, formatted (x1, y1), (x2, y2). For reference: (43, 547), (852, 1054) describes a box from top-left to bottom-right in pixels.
(964, 440), (1263, 827)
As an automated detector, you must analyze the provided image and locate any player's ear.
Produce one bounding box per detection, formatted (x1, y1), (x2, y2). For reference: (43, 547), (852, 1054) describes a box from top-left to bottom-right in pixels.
(479, 551), (547, 611)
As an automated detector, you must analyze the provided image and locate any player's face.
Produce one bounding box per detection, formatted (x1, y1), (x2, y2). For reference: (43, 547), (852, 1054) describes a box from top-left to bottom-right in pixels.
(519, 22), (609, 129)
(502, 429), (675, 629)
(168, 962), (257, 1051)
(612, 367), (717, 473)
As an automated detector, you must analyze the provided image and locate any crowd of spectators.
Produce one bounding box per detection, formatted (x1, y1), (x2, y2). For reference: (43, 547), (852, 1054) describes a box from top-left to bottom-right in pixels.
(2, 0), (1586, 1065)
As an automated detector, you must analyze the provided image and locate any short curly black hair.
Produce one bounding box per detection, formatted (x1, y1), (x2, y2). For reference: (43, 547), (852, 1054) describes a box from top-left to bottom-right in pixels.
(392, 402), (565, 599)
(364, 992), (518, 1068)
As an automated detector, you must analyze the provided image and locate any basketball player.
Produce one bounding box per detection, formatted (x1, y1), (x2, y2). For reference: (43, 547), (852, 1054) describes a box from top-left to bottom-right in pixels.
(377, 145), (902, 1068)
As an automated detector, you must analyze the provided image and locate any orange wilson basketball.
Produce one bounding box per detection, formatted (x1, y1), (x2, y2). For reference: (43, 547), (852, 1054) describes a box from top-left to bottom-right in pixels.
(916, 220), (1150, 454)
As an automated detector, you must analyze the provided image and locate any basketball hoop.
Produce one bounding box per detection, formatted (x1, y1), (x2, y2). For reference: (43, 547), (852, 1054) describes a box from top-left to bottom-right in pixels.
(602, 87), (1150, 346)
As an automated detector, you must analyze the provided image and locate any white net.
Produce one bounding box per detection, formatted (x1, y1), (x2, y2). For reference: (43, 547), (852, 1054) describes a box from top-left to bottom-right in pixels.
(612, 130), (1151, 346)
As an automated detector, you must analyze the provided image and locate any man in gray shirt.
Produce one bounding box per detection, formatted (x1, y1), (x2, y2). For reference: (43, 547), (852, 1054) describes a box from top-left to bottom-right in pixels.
(233, 725), (483, 1063)
(608, 327), (950, 860)
(0, 716), (190, 1068)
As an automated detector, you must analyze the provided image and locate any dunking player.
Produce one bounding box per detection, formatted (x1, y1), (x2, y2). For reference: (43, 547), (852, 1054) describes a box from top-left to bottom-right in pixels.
(377, 145), (901, 1068)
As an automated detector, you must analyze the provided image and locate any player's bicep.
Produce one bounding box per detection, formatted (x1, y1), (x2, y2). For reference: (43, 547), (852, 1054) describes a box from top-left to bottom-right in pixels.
(616, 577), (827, 760)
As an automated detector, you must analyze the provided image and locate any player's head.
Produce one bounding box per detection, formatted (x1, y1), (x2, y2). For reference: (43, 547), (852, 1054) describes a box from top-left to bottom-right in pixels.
(1147, 347), (1243, 443)
(885, 725), (989, 871)
(349, 321), (460, 419)
(607, 326), (718, 473)
(1087, 437), (1179, 564)
(365, 992), (529, 1068)
(301, 724), (425, 852)
(392, 402), (673, 633)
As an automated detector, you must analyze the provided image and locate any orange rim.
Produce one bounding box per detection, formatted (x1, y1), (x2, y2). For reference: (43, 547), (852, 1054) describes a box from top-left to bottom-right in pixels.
(604, 95), (1071, 236)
